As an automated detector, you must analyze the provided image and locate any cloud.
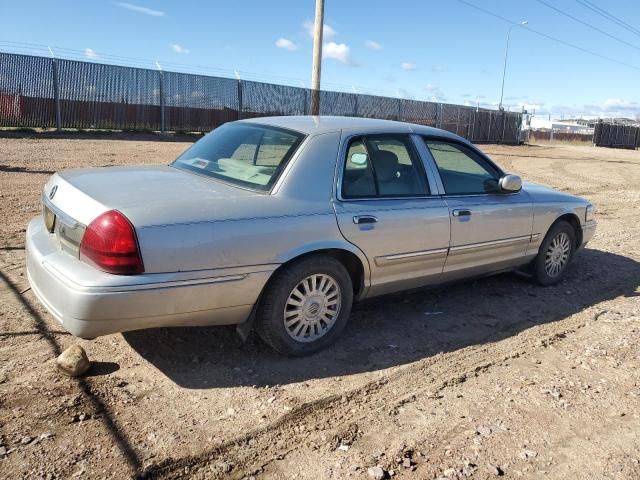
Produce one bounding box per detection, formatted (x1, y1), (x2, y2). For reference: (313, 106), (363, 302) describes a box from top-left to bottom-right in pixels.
(303, 20), (337, 40)
(548, 99), (640, 118)
(170, 43), (190, 54)
(602, 98), (640, 112)
(397, 88), (414, 100)
(323, 42), (353, 65)
(520, 101), (546, 112)
(496, 96), (548, 113)
(114, 2), (165, 17)
(462, 94), (498, 108)
(401, 62), (416, 71)
(275, 38), (298, 51)
(465, 99), (490, 109)
(84, 48), (98, 59)
(431, 64), (448, 73)
(365, 40), (382, 50)
(424, 84), (446, 101)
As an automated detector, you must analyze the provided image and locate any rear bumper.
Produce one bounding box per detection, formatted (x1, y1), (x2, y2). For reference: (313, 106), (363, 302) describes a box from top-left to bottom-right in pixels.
(26, 217), (275, 339)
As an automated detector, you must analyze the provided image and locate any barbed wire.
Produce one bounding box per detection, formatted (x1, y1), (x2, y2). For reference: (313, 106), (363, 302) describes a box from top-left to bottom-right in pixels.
(0, 40), (422, 100)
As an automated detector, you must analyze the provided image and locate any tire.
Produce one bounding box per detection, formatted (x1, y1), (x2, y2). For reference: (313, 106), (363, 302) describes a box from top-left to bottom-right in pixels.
(532, 220), (576, 286)
(256, 255), (354, 356)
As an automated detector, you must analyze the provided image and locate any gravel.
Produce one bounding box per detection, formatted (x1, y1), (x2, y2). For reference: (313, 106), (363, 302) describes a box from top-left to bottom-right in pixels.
(0, 137), (639, 479)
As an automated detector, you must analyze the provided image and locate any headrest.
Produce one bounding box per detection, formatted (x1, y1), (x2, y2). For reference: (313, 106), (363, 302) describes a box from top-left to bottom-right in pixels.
(374, 150), (399, 181)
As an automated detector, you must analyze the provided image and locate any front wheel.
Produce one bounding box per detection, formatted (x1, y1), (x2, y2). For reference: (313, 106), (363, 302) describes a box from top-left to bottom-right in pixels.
(256, 255), (353, 356)
(532, 221), (576, 285)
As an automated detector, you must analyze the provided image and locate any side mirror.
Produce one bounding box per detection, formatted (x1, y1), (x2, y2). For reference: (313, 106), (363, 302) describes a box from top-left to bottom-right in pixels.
(499, 174), (522, 193)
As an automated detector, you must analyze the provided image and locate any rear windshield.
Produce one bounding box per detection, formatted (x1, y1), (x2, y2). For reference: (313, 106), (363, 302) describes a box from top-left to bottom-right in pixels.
(172, 123), (304, 191)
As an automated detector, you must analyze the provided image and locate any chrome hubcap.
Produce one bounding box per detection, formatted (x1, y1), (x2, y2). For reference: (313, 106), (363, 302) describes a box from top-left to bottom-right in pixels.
(284, 274), (341, 343)
(545, 232), (571, 277)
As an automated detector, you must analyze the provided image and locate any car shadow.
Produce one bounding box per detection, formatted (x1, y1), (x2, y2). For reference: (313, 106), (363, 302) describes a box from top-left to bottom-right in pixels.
(123, 248), (640, 389)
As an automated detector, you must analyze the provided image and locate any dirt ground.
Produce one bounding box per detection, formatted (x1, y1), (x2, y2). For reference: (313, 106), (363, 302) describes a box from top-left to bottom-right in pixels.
(0, 135), (639, 480)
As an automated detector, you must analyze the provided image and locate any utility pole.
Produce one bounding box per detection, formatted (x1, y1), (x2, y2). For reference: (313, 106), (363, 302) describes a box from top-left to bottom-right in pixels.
(310, 0), (324, 115)
(499, 20), (527, 111)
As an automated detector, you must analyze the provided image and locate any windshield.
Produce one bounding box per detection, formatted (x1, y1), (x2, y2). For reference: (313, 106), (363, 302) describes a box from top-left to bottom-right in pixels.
(172, 123), (304, 191)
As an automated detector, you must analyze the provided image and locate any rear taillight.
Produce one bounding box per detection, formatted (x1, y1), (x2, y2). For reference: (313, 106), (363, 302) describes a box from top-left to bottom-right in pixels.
(80, 210), (144, 275)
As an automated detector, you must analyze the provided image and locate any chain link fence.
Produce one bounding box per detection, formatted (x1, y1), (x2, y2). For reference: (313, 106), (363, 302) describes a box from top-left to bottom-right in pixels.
(0, 52), (523, 143)
(593, 121), (640, 149)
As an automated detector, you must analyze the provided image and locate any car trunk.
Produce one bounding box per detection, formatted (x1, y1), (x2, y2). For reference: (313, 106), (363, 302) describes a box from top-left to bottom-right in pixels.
(41, 165), (263, 261)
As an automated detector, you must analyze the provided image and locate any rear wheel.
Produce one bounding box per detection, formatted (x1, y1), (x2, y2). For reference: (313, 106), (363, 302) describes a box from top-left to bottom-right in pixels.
(532, 221), (576, 285)
(256, 255), (353, 356)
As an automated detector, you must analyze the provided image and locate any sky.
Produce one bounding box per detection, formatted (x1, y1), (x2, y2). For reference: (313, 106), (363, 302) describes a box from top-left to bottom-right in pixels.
(2, 0), (640, 119)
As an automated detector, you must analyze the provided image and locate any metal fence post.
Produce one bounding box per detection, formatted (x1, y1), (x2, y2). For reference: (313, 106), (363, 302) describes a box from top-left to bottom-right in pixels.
(517, 108), (524, 144)
(471, 108), (476, 141)
(158, 71), (165, 132)
(51, 58), (62, 130)
(303, 88), (309, 115)
(0, 52), (532, 141)
(237, 79), (243, 120)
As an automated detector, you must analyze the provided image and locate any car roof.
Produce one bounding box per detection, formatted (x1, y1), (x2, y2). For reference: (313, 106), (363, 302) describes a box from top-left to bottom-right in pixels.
(236, 115), (463, 140)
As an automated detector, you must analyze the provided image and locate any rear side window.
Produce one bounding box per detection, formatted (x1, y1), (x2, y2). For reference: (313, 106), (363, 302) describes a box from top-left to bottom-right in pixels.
(343, 140), (376, 197)
(425, 139), (500, 194)
(342, 135), (429, 198)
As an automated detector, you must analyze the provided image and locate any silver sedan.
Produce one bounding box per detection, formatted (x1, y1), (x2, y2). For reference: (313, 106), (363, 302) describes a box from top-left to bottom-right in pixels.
(26, 116), (596, 355)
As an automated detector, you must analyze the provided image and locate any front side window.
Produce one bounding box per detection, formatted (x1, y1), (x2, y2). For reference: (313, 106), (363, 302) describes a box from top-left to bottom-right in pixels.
(342, 135), (429, 198)
(173, 123), (304, 191)
(425, 139), (500, 194)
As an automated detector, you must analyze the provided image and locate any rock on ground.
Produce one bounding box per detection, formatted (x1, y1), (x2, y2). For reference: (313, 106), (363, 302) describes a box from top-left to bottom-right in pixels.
(367, 465), (386, 479)
(56, 345), (91, 377)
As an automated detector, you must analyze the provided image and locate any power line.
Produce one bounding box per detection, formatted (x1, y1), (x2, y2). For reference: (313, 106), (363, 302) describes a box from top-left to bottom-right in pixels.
(456, 0), (640, 71)
(536, 0), (640, 52)
(575, 0), (640, 38)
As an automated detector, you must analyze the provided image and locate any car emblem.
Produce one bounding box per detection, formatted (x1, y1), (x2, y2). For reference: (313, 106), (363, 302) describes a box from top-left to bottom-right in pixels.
(49, 185), (58, 200)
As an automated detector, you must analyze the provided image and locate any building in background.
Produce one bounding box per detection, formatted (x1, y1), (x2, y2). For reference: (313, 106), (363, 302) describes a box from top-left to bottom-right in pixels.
(522, 115), (593, 144)
(527, 117), (594, 135)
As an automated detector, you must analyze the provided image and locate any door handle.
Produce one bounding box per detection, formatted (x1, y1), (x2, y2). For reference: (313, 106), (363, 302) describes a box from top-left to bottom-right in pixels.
(452, 209), (472, 217)
(353, 215), (378, 225)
